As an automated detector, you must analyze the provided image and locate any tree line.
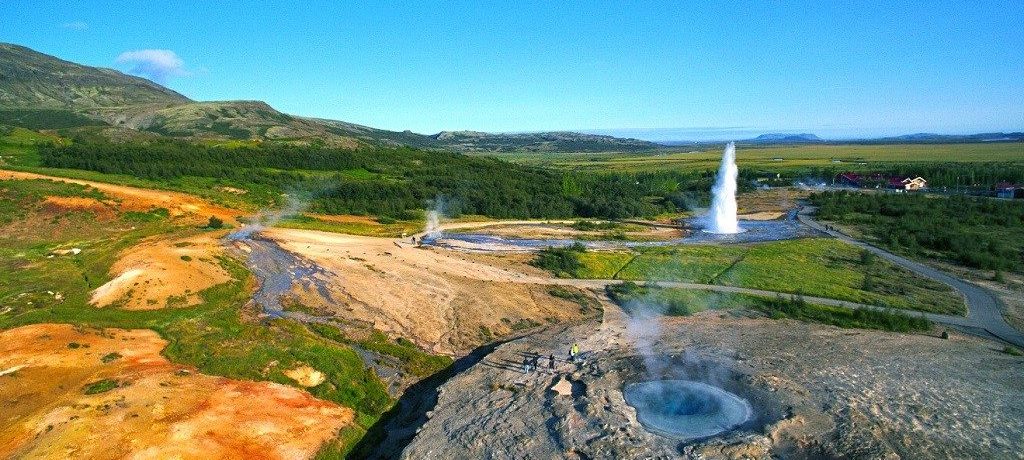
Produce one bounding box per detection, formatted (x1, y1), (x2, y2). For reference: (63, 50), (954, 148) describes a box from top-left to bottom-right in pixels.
(38, 138), (714, 219)
(811, 191), (1024, 271)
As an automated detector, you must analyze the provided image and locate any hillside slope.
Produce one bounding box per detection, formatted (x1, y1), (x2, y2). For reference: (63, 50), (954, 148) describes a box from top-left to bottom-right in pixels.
(0, 42), (658, 151)
(0, 43), (189, 109)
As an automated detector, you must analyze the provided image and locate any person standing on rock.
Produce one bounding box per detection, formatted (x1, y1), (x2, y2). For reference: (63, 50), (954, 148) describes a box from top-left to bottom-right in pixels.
(548, 354), (556, 373)
(570, 343), (580, 363)
(531, 355), (540, 374)
(522, 356), (531, 374)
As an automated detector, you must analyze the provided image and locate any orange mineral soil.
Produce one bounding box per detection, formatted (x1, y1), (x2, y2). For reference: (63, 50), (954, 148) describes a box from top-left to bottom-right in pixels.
(90, 233), (232, 310)
(0, 169), (239, 224)
(0, 323), (353, 459)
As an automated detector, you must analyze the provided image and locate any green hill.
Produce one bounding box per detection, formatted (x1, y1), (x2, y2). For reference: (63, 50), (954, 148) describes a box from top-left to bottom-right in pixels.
(0, 42), (659, 152)
(0, 43), (189, 109)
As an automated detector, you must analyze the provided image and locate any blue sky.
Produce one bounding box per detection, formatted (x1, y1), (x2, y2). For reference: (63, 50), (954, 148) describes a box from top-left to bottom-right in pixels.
(2, 1), (1022, 139)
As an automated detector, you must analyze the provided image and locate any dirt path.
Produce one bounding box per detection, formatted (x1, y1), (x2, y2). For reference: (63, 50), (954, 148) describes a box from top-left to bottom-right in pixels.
(799, 207), (1024, 348)
(0, 169), (239, 223)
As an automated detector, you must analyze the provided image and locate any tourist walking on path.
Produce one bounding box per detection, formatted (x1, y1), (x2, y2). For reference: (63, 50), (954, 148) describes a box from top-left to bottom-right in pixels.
(570, 343), (580, 363)
(548, 354), (556, 373)
(522, 356), (531, 374)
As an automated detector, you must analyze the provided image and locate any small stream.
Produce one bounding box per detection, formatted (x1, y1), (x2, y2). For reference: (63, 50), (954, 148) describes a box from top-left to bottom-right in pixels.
(224, 225), (405, 391)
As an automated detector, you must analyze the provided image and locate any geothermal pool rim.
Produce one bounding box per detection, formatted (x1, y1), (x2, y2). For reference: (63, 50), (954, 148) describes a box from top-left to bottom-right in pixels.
(623, 379), (753, 441)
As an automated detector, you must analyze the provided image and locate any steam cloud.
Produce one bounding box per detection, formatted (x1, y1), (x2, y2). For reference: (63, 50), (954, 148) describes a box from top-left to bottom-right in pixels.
(116, 49), (188, 83)
(227, 193), (309, 242)
(423, 197), (448, 241)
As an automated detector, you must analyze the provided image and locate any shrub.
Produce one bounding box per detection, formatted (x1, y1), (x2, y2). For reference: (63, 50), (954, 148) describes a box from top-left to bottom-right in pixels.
(530, 243), (586, 277)
(860, 249), (876, 265)
(83, 379), (119, 395)
(206, 216), (224, 229)
(756, 294), (931, 332)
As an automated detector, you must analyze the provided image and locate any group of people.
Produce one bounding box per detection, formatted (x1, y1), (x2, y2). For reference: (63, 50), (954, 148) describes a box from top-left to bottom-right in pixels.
(521, 342), (582, 374)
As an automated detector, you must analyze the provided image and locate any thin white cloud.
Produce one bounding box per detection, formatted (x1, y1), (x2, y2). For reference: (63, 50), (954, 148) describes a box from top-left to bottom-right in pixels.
(116, 49), (189, 83)
(62, 21), (89, 31)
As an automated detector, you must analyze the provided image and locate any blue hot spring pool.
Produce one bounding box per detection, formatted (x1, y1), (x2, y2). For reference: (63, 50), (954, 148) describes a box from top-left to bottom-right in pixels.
(623, 380), (752, 441)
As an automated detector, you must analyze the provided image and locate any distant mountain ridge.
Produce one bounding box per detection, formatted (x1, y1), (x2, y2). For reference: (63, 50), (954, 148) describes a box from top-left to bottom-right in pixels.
(882, 132), (1024, 143)
(749, 133), (823, 143)
(0, 43), (658, 152)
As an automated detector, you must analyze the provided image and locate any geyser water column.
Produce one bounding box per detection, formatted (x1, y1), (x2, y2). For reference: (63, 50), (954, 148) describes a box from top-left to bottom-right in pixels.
(706, 142), (741, 234)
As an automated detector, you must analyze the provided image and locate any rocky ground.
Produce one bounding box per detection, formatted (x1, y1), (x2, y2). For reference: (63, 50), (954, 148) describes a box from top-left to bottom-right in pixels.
(398, 299), (1024, 459)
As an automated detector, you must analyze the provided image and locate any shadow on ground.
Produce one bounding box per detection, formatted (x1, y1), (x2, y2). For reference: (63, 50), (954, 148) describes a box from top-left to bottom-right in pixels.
(349, 339), (513, 459)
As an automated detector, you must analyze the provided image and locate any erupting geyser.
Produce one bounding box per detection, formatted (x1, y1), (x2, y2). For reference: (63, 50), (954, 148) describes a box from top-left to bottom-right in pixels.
(706, 142), (741, 234)
(624, 380), (752, 441)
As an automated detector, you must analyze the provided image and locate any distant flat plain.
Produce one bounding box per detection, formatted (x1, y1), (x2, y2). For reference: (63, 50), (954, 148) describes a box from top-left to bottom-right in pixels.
(482, 142), (1024, 172)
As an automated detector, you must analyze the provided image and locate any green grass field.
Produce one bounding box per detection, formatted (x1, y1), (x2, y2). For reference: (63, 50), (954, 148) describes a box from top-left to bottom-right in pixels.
(487, 142), (1024, 173)
(605, 282), (932, 332)
(572, 238), (964, 315)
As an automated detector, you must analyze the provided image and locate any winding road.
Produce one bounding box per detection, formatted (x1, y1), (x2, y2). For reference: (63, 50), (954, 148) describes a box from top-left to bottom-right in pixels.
(798, 207), (1024, 348)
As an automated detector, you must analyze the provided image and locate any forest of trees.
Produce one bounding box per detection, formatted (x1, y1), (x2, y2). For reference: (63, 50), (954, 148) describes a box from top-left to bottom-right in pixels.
(811, 191), (1024, 271)
(38, 139), (710, 219)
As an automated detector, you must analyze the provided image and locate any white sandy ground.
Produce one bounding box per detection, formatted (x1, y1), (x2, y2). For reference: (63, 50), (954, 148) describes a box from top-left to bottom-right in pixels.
(260, 228), (589, 354)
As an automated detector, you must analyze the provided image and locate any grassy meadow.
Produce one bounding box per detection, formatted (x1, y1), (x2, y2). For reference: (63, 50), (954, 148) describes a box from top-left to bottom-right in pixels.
(488, 142), (1024, 173)
(605, 282), (932, 332)
(563, 238), (965, 315)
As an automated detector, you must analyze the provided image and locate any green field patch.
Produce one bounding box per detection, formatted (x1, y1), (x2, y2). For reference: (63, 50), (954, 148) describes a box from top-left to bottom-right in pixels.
(606, 282), (932, 332)
(715, 239), (963, 314)
(576, 251), (634, 279)
(308, 324), (452, 378)
(752, 294), (932, 332)
(606, 282), (756, 316)
(617, 245), (746, 283)
(571, 238), (964, 315)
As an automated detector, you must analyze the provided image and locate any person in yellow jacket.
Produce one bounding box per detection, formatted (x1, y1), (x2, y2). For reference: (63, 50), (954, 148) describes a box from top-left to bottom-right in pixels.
(570, 343), (580, 363)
